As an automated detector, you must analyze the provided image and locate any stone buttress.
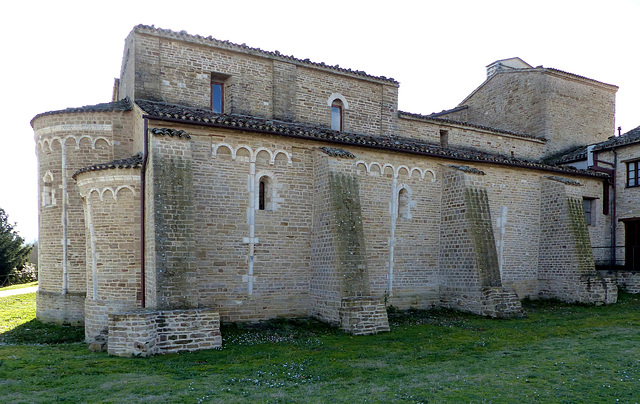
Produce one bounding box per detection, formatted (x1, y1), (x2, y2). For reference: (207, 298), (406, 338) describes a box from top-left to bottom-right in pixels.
(537, 177), (617, 304)
(310, 150), (389, 335)
(439, 165), (523, 317)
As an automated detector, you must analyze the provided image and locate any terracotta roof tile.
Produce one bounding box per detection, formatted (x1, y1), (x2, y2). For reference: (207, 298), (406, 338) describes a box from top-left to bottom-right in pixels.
(549, 125), (640, 165)
(136, 99), (605, 179)
(73, 153), (143, 179)
(31, 98), (133, 126)
(150, 127), (191, 139)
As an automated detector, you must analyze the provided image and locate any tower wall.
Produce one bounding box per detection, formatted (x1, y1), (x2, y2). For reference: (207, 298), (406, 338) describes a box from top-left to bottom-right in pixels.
(32, 108), (137, 324)
(33, 114), (114, 324)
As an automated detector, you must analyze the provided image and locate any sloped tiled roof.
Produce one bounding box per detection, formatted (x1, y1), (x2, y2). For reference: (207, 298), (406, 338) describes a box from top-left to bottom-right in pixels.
(595, 125), (640, 150)
(399, 110), (545, 141)
(548, 125), (640, 165)
(134, 25), (398, 85)
(31, 98), (133, 126)
(136, 99), (605, 178)
(425, 105), (469, 118)
(150, 127), (191, 139)
(73, 153), (143, 179)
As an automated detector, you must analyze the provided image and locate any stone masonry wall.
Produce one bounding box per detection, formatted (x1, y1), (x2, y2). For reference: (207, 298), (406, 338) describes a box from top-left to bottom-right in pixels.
(349, 153), (441, 309)
(537, 178), (616, 304)
(459, 70), (616, 157)
(108, 308), (221, 357)
(146, 122), (612, 322)
(122, 27), (398, 136)
(33, 110), (136, 325)
(438, 165), (522, 317)
(398, 116), (545, 160)
(309, 154), (373, 323)
(149, 133), (198, 309)
(188, 126), (313, 321)
(76, 168), (142, 347)
(339, 297), (390, 335)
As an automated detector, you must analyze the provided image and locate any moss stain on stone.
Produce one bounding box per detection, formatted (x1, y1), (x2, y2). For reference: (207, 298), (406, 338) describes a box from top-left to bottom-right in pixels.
(464, 187), (501, 287)
(328, 172), (369, 297)
(566, 197), (596, 274)
(153, 147), (196, 309)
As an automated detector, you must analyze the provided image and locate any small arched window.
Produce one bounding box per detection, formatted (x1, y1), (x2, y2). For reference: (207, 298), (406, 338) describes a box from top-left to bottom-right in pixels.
(398, 187), (410, 219)
(258, 175), (273, 211)
(331, 99), (343, 131)
(42, 172), (55, 207)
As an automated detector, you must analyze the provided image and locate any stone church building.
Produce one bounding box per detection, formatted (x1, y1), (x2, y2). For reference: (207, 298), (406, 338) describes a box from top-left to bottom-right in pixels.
(32, 25), (640, 356)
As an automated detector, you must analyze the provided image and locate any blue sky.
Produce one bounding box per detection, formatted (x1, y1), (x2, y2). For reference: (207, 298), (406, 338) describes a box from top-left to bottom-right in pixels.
(2, 0), (639, 242)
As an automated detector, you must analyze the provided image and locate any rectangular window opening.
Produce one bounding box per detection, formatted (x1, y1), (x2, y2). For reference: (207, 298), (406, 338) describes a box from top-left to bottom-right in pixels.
(627, 161), (639, 188)
(583, 197), (595, 226)
(211, 81), (224, 113)
(440, 130), (449, 148)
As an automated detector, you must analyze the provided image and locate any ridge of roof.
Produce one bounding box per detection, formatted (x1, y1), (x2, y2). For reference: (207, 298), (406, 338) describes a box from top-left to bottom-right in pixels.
(459, 66), (617, 107)
(136, 99), (604, 179)
(31, 98), (133, 127)
(398, 110), (545, 141)
(425, 105), (469, 118)
(133, 24), (398, 85)
(73, 153), (143, 179)
(543, 67), (618, 89)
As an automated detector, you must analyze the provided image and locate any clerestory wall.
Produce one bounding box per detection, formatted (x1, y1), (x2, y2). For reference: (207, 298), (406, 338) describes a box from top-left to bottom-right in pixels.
(119, 26), (399, 136)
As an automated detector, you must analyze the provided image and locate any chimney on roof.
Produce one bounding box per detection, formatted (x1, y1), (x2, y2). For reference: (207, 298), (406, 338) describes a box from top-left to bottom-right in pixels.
(486, 57), (533, 79)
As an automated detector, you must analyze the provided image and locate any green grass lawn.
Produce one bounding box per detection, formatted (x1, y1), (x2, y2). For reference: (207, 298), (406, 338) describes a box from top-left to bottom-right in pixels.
(1, 293), (640, 403)
(0, 281), (38, 292)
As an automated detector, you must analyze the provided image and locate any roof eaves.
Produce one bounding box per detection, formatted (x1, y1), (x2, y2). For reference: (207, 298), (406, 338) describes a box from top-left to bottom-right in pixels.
(73, 152), (143, 179)
(136, 99), (603, 179)
(426, 105), (469, 118)
(31, 98), (133, 127)
(594, 125), (640, 150)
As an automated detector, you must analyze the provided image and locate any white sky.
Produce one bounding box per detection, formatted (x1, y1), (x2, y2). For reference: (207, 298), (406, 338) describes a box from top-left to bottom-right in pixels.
(2, 0), (639, 242)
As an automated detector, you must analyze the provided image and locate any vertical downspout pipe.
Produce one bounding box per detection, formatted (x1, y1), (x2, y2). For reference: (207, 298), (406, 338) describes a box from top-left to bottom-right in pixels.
(611, 148), (617, 270)
(61, 142), (68, 294)
(140, 118), (149, 308)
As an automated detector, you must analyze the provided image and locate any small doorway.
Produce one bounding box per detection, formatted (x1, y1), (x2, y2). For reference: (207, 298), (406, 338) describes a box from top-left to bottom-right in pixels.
(624, 220), (640, 270)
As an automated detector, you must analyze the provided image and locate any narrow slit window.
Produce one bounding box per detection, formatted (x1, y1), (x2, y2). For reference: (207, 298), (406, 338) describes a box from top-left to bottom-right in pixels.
(211, 81), (224, 113)
(439, 129), (449, 148)
(628, 161), (639, 188)
(583, 197), (595, 226)
(331, 100), (343, 131)
(42, 173), (55, 207)
(398, 188), (410, 219)
(259, 178), (266, 211)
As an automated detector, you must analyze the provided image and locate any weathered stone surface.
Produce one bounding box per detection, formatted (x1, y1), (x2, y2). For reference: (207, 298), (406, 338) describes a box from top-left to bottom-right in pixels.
(32, 25), (632, 356)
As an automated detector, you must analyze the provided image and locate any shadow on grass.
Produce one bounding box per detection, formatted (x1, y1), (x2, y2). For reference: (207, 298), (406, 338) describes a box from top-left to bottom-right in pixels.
(0, 318), (84, 345)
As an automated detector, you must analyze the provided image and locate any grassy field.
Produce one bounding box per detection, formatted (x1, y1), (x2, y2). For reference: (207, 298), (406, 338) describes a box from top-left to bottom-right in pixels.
(0, 281), (38, 292)
(1, 292), (639, 403)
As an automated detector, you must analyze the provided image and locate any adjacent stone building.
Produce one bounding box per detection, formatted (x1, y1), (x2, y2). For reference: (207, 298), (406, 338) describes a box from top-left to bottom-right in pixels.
(32, 26), (636, 356)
